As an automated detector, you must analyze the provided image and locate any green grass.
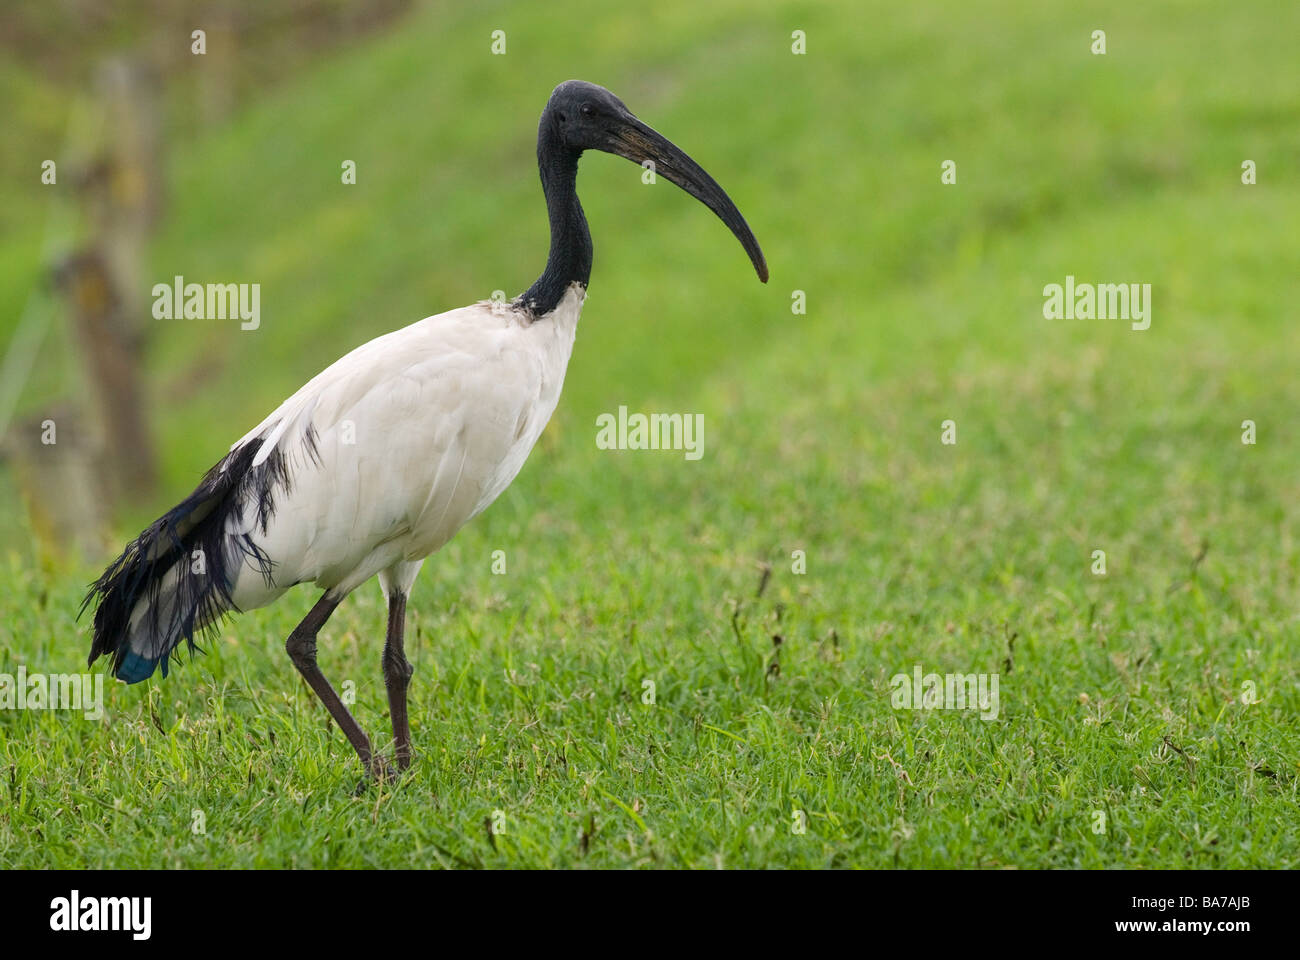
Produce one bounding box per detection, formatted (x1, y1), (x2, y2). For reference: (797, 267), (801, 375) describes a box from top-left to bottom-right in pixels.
(1, 0), (1298, 867)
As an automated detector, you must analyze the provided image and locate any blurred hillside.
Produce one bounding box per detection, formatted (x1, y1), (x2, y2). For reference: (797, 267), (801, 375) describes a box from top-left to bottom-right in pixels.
(2, 0), (1299, 554)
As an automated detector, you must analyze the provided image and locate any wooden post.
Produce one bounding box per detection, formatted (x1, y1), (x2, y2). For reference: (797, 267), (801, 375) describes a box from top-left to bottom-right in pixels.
(53, 249), (157, 501)
(2, 408), (110, 566)
(53, 54), (164, 506)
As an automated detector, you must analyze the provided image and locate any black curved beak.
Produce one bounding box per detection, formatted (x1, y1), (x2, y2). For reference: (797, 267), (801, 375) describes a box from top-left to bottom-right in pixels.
(602, 114), (768, 283)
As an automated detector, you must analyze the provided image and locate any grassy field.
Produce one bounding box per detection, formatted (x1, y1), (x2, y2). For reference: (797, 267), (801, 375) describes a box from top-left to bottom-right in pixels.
(2, 0), (1299, 868)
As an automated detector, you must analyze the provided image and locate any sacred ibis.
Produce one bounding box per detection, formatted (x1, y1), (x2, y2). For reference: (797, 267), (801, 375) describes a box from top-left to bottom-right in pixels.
(84, 80), (767, 781)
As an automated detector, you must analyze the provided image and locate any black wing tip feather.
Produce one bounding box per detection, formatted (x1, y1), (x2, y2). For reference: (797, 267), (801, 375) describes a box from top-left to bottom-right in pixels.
(82, 438), (305, 682)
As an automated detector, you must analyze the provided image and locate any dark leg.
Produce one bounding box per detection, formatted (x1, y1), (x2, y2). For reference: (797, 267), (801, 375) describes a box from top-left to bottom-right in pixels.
(285, 593), (387, 779)
(382, 592), (414, 770)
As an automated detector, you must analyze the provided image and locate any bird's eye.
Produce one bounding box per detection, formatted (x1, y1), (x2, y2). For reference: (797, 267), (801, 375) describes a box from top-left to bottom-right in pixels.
(580, 103), (593, 116)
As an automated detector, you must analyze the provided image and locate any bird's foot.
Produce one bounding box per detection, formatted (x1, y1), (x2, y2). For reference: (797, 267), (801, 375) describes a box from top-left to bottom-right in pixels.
(353, 755), (404, 794)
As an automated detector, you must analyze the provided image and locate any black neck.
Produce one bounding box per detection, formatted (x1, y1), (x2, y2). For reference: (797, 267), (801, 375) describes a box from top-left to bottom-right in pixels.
(517, 126), (592, 316)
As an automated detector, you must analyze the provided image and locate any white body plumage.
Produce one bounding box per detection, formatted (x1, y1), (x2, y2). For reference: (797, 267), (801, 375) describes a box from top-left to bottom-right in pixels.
(227, 283), (585, 607)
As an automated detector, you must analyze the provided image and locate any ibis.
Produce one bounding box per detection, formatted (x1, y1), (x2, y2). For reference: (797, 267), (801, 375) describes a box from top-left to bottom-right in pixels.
(84, 80), (767, 781)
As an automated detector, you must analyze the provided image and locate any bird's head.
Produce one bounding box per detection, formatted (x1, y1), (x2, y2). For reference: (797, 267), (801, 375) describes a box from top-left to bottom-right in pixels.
(542, 80), (768, 283)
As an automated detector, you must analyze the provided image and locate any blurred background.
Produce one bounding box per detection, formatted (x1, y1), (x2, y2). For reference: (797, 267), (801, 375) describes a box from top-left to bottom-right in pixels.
(2, 0), (1298, 574)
